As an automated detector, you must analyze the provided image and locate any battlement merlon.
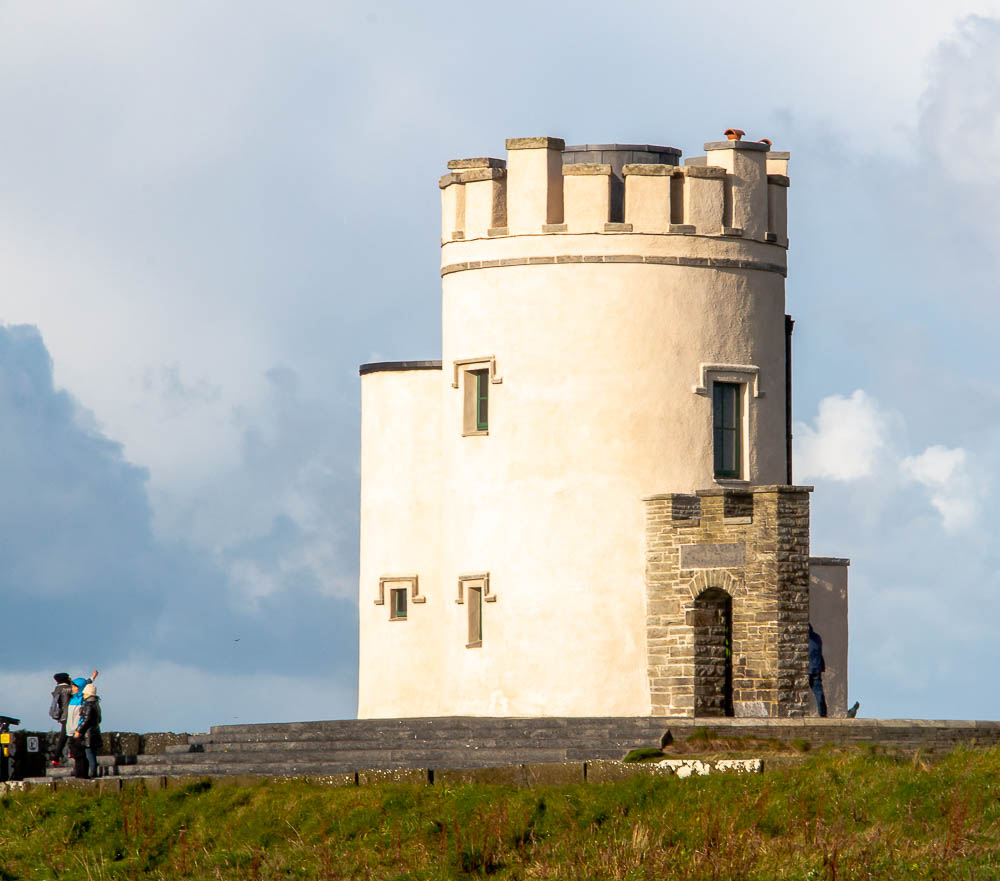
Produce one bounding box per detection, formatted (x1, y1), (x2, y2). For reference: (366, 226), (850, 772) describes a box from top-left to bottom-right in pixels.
(440, 136), (790, 246)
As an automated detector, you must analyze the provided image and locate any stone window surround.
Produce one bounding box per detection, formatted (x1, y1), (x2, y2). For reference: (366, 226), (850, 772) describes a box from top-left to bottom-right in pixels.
(453, 356), (503, 437)
(692, 363), (763, 399)
(451, 356), (503, 389)
(693, 364), (760, 485)
(375, 575), (426, 612)
(455, 572), (496, 604)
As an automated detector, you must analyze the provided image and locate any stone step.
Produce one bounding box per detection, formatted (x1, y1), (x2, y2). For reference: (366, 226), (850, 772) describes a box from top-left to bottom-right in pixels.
(195, 731), (659, 753)
(163, 743), (203, 754)
(16, 718), (999, 784)
(200, 722), (671, 746)
(132, 745), (574, 768)
(117, 760), (369, 778)
(206, 717), (992, 746)
(205, 718), (664, 740)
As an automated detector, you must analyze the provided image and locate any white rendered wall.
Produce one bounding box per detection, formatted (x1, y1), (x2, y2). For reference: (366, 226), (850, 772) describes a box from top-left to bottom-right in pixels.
(358, 137), (800, 719)
(433, 259), (785, 718)
(809, 560), (849, 717)
(360, 249), (789, 718)
(358, 368), (444, 718)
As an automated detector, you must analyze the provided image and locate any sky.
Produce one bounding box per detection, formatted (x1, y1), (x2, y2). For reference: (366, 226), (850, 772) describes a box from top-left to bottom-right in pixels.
(2, 0), (1000, 732)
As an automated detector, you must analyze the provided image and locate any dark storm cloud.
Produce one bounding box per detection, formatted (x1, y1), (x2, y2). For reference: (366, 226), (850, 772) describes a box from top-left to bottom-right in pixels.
(0, 323), (356, 714)
(0, 324), (160, 611)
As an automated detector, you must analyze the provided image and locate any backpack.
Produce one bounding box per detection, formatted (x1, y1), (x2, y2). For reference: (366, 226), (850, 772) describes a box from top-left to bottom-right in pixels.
(48, 691), (62, 721)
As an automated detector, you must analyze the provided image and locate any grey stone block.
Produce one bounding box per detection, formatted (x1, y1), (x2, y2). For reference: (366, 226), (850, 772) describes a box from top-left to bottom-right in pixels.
(680, 542), (747, 568)
(140, 732), (191, 754)
(358, 768), (430, 785)
(622, 163), (674, 176)
(505, 137), (565, 151)
(562, 163), (611, 175)
(434, 763), (584, 786)
(455, 167), (506, 183)
(447, 157), (506, 170)
(682, 165), (726, 179)
(586, 760), (671, 783)
(704, 140), (769, 152)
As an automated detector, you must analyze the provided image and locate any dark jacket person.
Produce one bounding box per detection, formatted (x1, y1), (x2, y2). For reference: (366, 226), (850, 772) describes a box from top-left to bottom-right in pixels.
(49, 673), (72, 766)
(808, 624), (827, 717)
(71, 684), (103, 779)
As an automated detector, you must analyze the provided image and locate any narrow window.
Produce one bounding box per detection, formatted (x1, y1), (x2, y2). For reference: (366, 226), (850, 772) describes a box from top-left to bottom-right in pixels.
(475, 370), (488, 431)
(390, 587), (407, 620)
(467, 586), (482, 647)
(462, 368), (490, 435)
(713, 382), (741, 479)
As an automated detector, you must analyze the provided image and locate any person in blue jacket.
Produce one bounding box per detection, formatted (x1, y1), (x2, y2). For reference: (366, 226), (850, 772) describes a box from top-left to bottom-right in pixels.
(65, 671), (98, 755)
(808, 624), (827, 717)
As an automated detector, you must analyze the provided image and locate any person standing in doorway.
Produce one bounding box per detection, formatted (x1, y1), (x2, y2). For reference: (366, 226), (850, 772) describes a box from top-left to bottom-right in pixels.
(808, 624), (827, 717)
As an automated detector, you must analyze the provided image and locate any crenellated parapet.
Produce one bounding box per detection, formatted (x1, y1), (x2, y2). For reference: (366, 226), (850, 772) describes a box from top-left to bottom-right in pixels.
(440, 134), (790, 249)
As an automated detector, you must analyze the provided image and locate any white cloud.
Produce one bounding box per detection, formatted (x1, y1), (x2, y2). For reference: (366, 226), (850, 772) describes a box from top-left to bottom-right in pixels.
(918, 15), (1000, 183)
(796, 393), (984, 533)
(901, 444), (966, 486)
(901, 445), (979, 532)
(794, 390), (891, 481)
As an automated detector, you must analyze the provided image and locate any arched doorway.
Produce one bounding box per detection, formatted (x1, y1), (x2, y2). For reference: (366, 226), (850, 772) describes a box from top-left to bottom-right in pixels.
(692, 587), (733, 717)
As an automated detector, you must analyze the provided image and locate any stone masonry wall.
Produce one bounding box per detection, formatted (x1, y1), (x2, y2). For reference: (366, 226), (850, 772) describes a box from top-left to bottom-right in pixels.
(643, 486), (812, 718)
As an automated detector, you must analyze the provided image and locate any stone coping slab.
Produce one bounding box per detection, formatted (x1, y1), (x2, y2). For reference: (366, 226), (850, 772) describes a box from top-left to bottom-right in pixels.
(564, 143), (682, 155)
(505, 137), (565, 150)
(359, 361), (443, 376)
(704, 140), (770, 152)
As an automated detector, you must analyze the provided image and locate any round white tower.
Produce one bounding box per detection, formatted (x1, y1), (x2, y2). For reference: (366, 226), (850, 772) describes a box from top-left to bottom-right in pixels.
(358, 134), (795, 719)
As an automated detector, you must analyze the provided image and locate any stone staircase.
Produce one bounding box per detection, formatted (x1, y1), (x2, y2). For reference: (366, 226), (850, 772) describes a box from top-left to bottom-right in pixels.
(28, 717), (1000, 782)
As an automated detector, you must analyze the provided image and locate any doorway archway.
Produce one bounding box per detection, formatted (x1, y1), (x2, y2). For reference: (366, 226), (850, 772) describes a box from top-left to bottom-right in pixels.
(692, 587), (734, 717)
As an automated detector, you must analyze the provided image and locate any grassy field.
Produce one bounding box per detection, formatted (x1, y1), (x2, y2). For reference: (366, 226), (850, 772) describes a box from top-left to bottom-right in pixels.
(2, 744), (1000, 880)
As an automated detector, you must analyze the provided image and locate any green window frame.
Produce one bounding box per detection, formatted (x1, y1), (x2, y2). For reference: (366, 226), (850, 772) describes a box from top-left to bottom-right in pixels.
(390, 587), (407, 620)
(713, 382), (741, 479)
(474, 370), (488, 431)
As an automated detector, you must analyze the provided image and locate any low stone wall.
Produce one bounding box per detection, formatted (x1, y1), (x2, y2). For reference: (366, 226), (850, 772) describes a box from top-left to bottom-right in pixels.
(1, 758), (767, 793)
(15, 730), (189, 756)
(7, 730), (191, 780)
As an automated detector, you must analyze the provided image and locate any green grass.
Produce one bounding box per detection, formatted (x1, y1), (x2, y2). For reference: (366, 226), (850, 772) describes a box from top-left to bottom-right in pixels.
(621, 747), (664, 763)
(2, 746), (1000, 879)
